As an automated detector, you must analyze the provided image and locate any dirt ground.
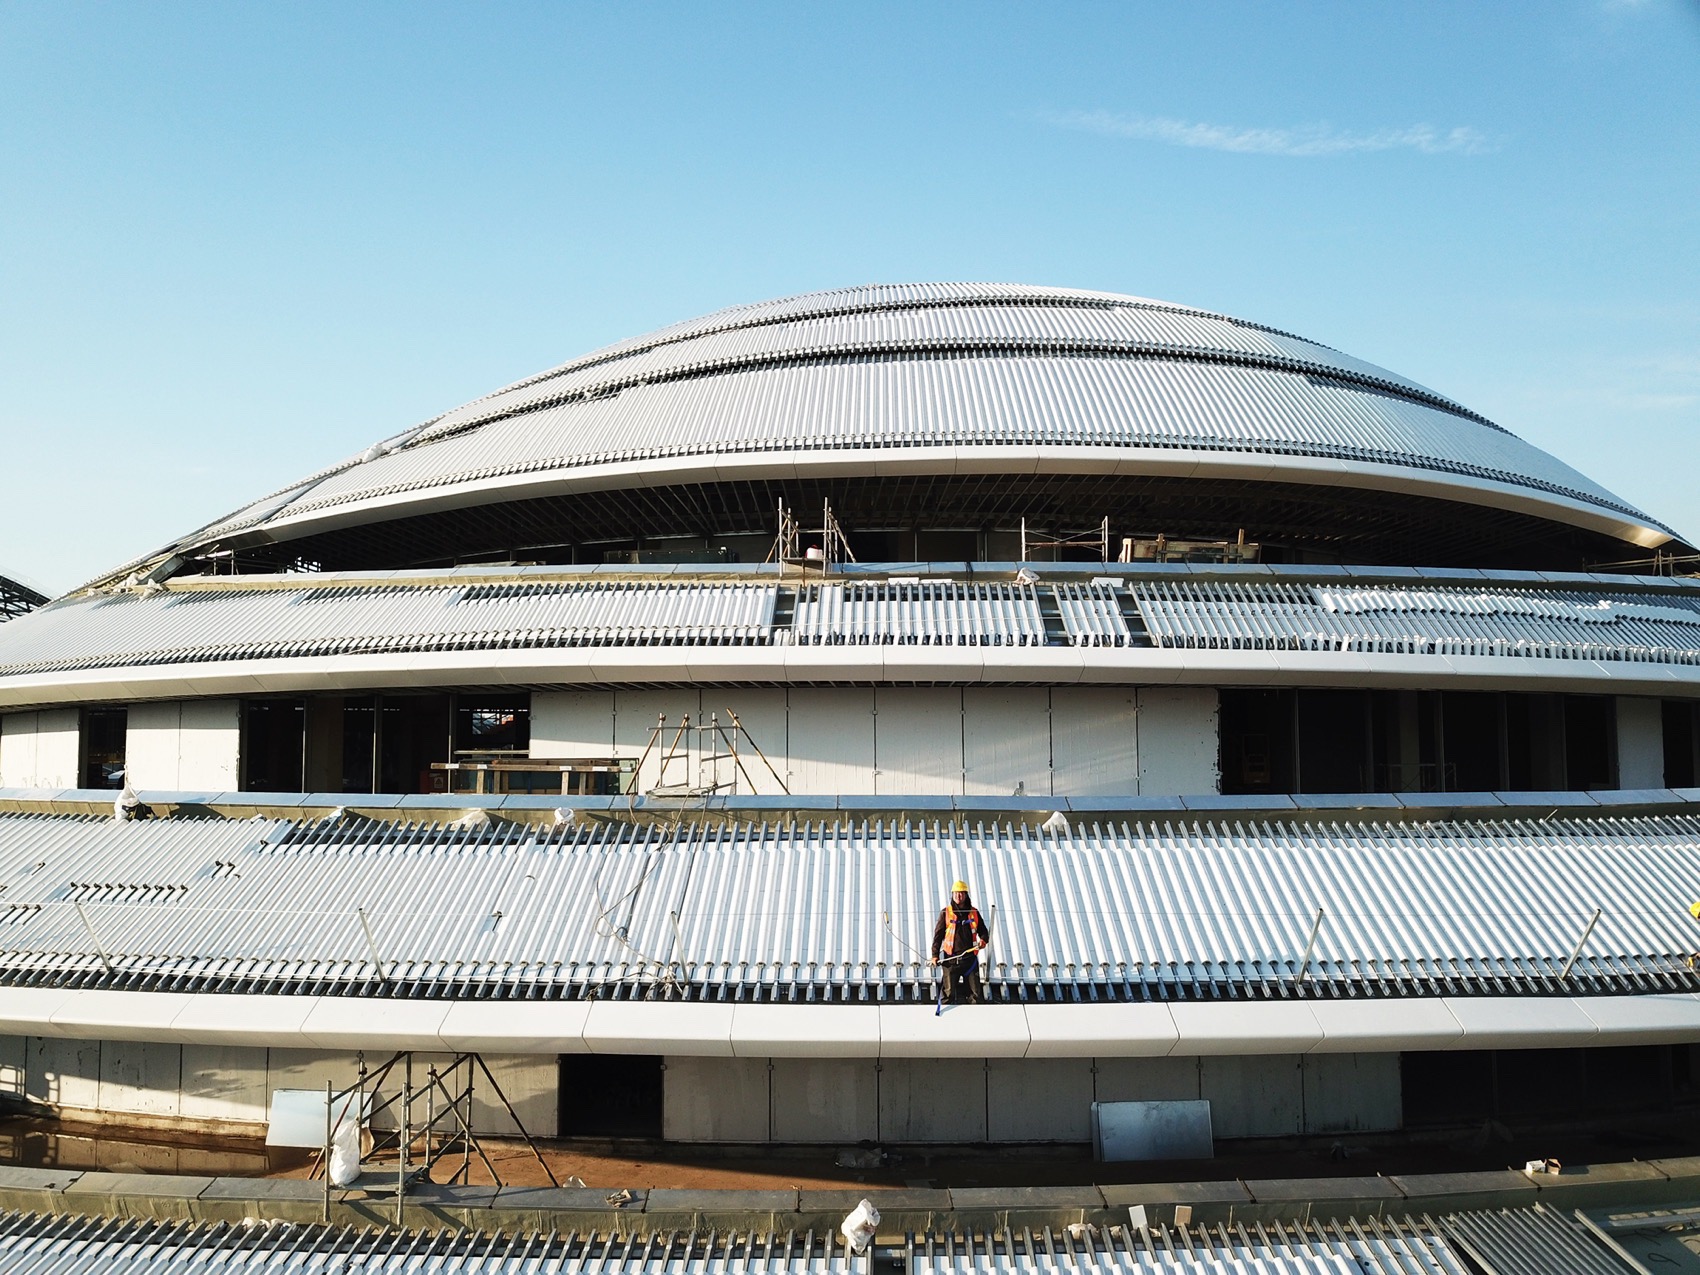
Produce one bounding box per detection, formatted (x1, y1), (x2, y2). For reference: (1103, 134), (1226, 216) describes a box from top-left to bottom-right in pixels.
(8, 1112), (1699, 1192)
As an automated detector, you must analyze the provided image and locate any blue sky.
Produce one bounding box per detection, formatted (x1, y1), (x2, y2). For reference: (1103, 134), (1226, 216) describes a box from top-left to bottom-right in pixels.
(2, 1), (1696, 594)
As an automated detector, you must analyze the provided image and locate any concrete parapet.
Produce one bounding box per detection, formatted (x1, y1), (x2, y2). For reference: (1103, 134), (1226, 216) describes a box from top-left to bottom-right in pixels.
(0, 1165), (83, 1214)
(1099, 1178), (1252, 1226)
(947, 1185), (1105, 1233)
(1520, 1159), (1677, 1209)
(195, 1176), (326, 1223)
(644, 1188), (800, 1232)
(62, 1170), (208, 1221)
(1384, 1169), (1541, 1214)
(490, 1185), (647, 1233)
(1240, 1175), (1403, 1224)
(798, 1188), (952, 1235)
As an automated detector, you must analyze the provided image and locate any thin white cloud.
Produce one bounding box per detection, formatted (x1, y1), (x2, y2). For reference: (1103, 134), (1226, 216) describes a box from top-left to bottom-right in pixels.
(1041, 110), (1499, 157)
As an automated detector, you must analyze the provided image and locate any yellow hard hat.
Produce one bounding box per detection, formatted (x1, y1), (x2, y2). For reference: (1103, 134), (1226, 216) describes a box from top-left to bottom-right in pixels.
(1690, 901), (1700, 921)
(952, 880), (969, 893)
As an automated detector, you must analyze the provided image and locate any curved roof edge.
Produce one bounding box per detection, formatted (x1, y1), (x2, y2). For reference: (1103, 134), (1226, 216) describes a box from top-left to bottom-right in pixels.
(81, 284), (1690, 588)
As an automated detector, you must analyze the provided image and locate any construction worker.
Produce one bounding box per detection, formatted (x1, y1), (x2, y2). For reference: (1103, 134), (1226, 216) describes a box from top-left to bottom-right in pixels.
(931, 880), (991, 1004)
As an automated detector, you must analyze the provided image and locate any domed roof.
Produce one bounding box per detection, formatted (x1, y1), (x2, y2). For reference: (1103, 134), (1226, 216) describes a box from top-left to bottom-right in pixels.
(141, 283), (1676, 576)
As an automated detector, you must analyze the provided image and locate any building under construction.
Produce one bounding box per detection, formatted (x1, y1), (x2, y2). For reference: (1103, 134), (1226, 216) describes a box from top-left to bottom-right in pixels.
(1, 283), (1699, 1152)
(0, 575), (46, 625)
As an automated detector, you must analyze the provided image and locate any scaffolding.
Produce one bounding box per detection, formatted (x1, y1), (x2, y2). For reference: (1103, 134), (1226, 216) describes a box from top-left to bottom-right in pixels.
(1020, 516), (1110, 563)
(317, 1050), (557, 1223)
(768, 498), (857, 573)
(628, 709), (789, 809)
(0, 574), (47, 623)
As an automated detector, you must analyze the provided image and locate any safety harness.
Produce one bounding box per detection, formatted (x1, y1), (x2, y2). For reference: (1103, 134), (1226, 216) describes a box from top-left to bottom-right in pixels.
(941, 906), (984, 958)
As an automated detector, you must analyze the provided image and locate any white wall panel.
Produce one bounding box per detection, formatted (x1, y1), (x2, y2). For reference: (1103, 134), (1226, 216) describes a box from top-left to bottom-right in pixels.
(178, 1043), (270, 1124)
(988, 1058), (1092, 1141)
(770, 1058), (877, 1142)
(1051, 688), (1138, 796)
(124, 702), (182, 789)
(0, 713), (39, 788)
(1201, 1054), (1304, 1138)
(0, 1034), (24, 1100)
(26, 1036), (102, 1110)
(125, 701), (239, 791)
(0, 710), (79, 789)
(177, 700), (239, 789)
(471, 1053), (558, 1137)
(878, 1057), (988, 1142)
(1617, 696), (1666, 789)
(1137, 688), (1220, 795)
(1301, 1052), (1401, 1133)
(530, 691), (616, 760)
(785, 689), (875, 794)
(1092, 1056), (1201, 1103)
(98, 1039), (182, 1117)
(663, 1055), (769, 1141)
(615, 689), (703, 793)
(719, 689), (789, 796)
(963, 688), (1051, 797)
(875, 688), (962, 795)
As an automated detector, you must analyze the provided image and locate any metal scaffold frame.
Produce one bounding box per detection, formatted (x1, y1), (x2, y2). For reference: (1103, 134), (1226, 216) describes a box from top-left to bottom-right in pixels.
(317, 1049), (558, 1223)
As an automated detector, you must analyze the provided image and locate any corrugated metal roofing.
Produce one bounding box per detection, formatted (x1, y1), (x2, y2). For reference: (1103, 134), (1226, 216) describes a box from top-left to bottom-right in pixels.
(1442, 1206), (1632, 1275)
(0, 582), (777, 676)
(1133, 579), (1700, 663)
(405, 297), (1470, 446)
(2, 809), (1697, 1003)
(0, 1213), (1504, 1275)
(788, 582), (1046, 647)
(224, 355), (1640, 540)
(6, 570), (1700, 679)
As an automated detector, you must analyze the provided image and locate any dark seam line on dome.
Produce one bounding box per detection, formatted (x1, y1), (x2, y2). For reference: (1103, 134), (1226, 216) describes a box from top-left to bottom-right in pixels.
(418, 294), (1369, 429)
(263, 428), (1659, 532)
(407, 341), (1499, 457)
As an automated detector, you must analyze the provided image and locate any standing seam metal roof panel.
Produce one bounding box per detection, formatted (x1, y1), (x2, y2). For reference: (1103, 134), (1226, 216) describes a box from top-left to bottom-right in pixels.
(4, 812), (1700, 1000)
(197, 355), (1650, 539)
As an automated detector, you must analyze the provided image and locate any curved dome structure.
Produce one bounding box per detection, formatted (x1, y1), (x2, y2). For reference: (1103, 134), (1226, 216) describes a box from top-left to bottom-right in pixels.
(4, 282), (1700, 1167)
(121, 283), (1680, 584)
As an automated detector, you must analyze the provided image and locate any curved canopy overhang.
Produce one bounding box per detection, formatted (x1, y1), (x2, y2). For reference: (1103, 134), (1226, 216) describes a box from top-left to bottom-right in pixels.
(103, 285), (1684, 586)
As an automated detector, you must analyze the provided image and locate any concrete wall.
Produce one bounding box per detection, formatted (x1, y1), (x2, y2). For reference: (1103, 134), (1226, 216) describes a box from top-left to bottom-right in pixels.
(533, 687), (1223, 798)
(0, 709), (81, 788)
(661, 1051), (1401, 1143)
(1136, 688), (1221, 795)
(0, 1035), (556, 1138)
(126, 700), (241, 790)
(1617, 696), (1666, 790)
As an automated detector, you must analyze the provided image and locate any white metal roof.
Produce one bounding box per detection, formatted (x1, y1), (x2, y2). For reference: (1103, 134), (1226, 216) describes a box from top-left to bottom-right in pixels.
(787, 582), (1050, 647)
(199, 354), (1649, 547)
(4, 568), (1699, 692)
(1, 808), (1697, 1004)
(151, 284), (1667, 560)
(0, 1212), (1501, 1275)
(1133, 578), (1700, 663)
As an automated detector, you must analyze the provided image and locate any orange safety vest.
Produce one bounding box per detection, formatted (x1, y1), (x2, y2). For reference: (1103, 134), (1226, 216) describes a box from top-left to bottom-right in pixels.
(941, 906), (983, 958)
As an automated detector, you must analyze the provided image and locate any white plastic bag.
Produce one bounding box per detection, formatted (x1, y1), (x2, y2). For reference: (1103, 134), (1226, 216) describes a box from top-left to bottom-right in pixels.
(328, 1115), (361, 1186)
(841, 1198), (881, 1254)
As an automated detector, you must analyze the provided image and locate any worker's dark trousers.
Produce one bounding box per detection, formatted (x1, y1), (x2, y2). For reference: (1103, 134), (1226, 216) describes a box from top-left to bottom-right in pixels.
(943, 961), (984, 1004)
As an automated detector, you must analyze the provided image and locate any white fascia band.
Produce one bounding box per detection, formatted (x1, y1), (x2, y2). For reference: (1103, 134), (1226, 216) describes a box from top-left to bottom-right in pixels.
(4, 987), (1697, 1058)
